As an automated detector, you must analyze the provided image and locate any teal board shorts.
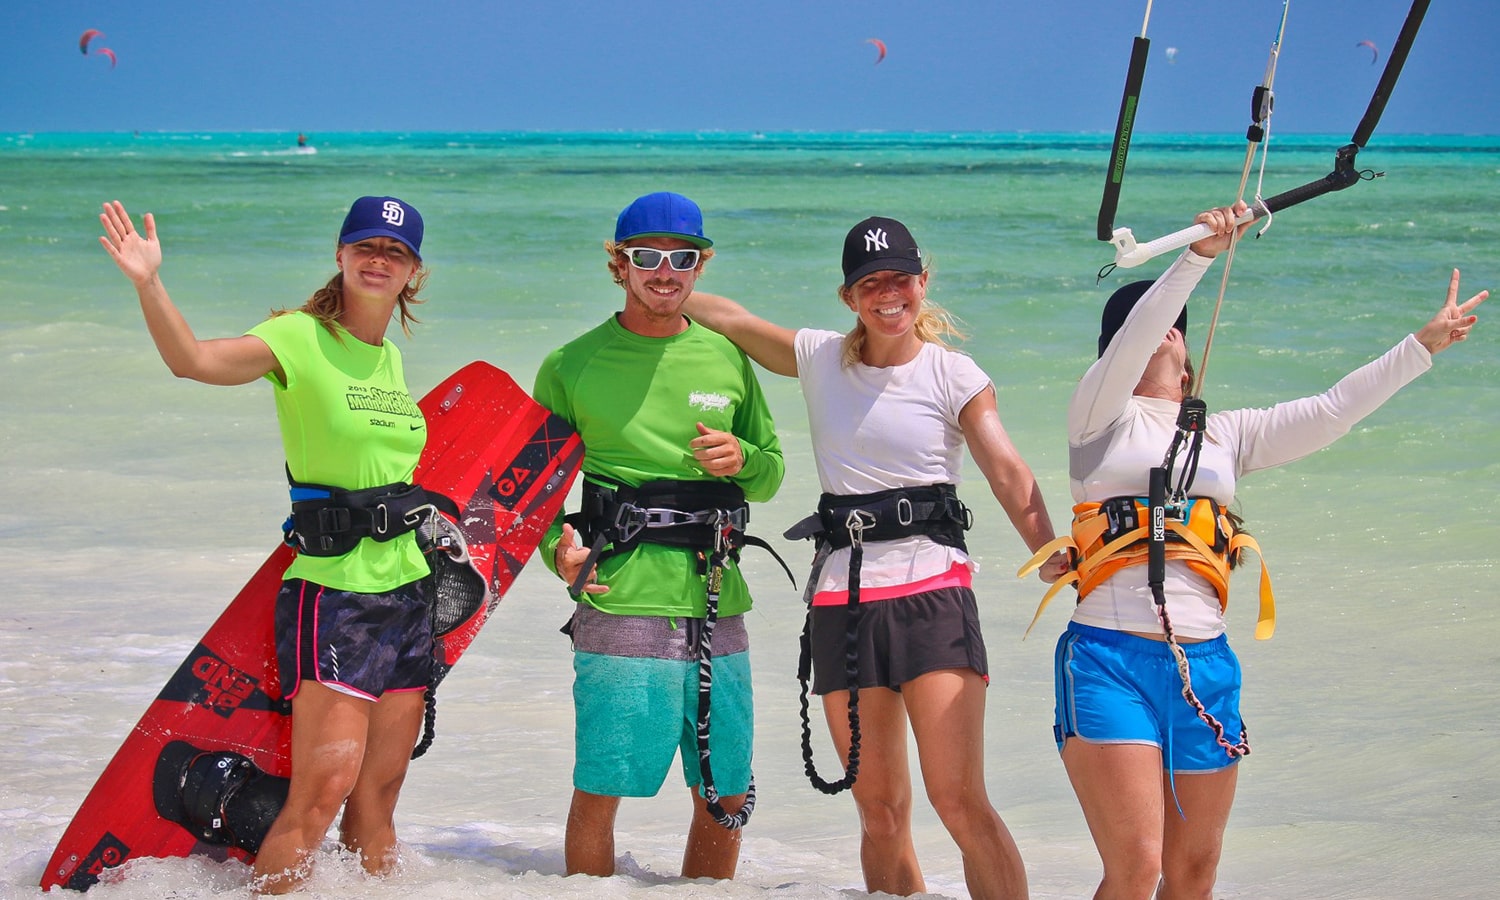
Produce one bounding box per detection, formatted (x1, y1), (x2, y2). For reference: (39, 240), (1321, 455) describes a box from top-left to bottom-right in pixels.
(1054, 621), (1246, 774)
(569, 604), (753, 798)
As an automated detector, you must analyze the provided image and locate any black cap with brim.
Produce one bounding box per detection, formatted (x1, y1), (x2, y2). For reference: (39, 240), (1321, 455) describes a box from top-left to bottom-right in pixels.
(1098, 280), (1187, 357)
(842, 216), (923, 287)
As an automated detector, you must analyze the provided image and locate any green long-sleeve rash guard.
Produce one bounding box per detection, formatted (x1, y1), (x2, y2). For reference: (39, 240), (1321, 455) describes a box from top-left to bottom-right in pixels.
(533, 315), (785, 619)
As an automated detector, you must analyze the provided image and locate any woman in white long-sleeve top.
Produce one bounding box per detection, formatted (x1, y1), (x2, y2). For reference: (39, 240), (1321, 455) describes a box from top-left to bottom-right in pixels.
(1022, 202), (1486, 899)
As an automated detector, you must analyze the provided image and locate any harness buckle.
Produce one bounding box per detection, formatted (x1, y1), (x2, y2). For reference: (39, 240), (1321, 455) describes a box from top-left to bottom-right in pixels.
(611, 503), (648, 544)
(1101, 497), (1139, 540)
(316, 507), (352, 535)
(945, 494), (974, 531)
(844, 509), (877, 548)
(709, 508), (735, 555)
(896, 496), (914, 527)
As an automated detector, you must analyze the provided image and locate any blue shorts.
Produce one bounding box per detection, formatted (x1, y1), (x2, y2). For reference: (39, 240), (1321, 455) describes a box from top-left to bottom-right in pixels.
(1054, 621), (1246, 774)
(274, 578), (433, 702)
(569, 607), (753, 798)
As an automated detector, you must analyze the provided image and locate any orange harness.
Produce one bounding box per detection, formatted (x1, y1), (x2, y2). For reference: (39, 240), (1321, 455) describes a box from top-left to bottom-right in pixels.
(1019, 497), (1275, 640)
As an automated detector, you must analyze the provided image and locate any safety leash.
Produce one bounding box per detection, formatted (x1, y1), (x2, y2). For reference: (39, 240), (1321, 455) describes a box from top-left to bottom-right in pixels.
(796, 509), (871, 795)
(1148, 403), (1250, 762)
(694, 510), (756, 830)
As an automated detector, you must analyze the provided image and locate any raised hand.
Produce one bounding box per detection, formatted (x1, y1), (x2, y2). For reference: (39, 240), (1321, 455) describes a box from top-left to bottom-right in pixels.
(1187, 202), (1252, 259)
(98, 201), (162, 287)
(1416, 269), (1486, 355)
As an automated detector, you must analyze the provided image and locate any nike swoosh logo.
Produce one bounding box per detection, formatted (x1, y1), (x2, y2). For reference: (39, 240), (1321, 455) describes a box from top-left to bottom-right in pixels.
(411, 423), (425, 431)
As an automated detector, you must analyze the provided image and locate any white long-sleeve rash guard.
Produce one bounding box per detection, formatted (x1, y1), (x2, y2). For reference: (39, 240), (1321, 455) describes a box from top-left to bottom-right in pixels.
(1066, 250), (1433, 639)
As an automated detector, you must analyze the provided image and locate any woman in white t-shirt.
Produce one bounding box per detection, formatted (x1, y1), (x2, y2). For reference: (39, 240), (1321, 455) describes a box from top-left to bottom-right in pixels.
(686, 216), (1066, 899)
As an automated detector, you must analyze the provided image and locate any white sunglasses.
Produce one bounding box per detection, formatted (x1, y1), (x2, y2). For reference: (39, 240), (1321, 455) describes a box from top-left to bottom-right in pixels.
(621, 246), (701, 271)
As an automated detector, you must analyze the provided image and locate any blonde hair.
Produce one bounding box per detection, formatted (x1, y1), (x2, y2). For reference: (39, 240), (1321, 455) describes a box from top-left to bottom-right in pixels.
(837, 266), (965, 367)
(605, 239), (714, 285)
(270, 245), (428, 339)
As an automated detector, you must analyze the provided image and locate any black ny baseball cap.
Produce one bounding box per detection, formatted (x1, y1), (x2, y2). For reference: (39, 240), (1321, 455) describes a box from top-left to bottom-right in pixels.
(841, 216), (923, 287)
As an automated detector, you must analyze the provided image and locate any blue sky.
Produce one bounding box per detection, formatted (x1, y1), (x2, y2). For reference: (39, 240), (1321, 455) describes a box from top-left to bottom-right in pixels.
(6, 1), (1497, 135)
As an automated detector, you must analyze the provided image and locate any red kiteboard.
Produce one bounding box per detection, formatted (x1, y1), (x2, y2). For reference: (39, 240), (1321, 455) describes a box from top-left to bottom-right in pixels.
(41, 362), (583, 891)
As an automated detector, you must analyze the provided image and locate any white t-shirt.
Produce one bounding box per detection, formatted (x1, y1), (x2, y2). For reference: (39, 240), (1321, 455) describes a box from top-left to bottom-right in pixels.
(1068, 250), (1433, 638)
(794, 328), (991, 600)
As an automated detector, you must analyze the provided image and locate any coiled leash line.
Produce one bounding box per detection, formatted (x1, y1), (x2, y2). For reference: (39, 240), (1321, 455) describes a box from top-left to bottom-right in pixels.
(695, 510), (756, 829)
(797, 508), (870, 795)
(1149, 402), (1251, 763)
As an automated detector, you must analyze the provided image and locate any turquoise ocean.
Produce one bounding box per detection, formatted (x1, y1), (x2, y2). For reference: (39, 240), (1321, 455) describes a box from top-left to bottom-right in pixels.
(2, 131), (1497, 898)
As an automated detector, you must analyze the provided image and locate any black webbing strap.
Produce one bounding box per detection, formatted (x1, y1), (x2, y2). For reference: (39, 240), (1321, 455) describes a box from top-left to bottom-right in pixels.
(1098, 35), (1152, 242)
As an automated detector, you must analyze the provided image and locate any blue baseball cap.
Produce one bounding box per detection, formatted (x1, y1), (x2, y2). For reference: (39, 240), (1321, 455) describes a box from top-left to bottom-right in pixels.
(614, 192), (712, 248)
(339, 196), (424, 259)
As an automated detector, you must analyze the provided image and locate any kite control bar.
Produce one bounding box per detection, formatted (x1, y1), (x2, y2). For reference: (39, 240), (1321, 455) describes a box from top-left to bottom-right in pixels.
(1107, 144), (1370, 268)
(1103, 0), (1430, 270)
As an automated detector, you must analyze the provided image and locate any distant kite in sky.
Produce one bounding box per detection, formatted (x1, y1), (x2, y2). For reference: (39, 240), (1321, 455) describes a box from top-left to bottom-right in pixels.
(866, 38), (887, 65)
(79, 28), (115, 67)
(1165, 46), (1178, 64)
(1356, 40), (1379, 66)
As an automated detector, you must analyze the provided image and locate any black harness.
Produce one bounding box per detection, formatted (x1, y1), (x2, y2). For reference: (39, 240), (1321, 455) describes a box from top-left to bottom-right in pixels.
(282, 470), (458, 558)
(784, 483), (972, 794)
(565, 478), (792, 830)
(564, 479), (792, 597)
(281, 469), (464, 759)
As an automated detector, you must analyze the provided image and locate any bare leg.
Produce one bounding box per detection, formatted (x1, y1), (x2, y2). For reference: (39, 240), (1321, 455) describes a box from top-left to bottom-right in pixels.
(1157, 767), (1238, 900)
(565, 789), (621, 877)
(824, 686), (925, 895)
(337, 689), (426, 876)
(682, 788), (745, 879)
(904, 668), (1028, 900)
(1061, 738), (1168, 900)
(253, 682), (371, 894)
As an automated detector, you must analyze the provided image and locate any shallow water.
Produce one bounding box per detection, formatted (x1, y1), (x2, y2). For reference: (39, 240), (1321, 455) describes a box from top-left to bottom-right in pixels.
(2, 131), (1498, 898)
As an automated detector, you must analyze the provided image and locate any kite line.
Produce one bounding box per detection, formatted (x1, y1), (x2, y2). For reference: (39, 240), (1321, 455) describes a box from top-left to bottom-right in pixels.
(1098, 0), (1432, 279)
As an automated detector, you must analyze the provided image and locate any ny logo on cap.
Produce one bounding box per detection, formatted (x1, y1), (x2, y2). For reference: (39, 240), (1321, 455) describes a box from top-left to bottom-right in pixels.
(863, 228), (889, 253)
(381, 200), (405, 227)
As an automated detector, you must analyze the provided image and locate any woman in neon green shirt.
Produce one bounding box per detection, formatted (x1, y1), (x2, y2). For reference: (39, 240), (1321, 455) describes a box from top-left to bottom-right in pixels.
(99, 196), (431, 893)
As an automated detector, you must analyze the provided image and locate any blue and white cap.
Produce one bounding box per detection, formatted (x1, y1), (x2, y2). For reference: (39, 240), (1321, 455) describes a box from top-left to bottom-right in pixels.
(339, 196), (424, 259)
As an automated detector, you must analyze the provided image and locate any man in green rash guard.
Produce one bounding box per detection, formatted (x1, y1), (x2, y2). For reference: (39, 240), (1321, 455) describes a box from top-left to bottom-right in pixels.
(533, 192), (784, 880)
